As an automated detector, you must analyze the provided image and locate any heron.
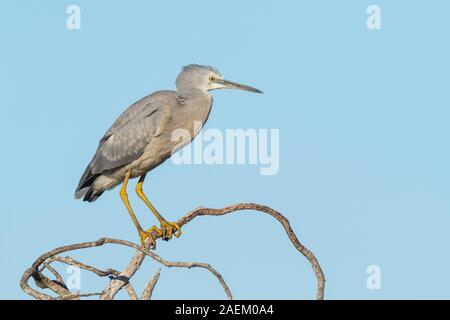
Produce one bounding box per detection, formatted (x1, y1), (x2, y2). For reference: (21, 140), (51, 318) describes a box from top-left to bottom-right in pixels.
(75, 64), (262, 248)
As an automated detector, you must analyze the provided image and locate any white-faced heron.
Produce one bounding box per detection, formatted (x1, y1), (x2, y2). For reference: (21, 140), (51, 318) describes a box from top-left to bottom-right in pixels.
(75, 64), (262, 248)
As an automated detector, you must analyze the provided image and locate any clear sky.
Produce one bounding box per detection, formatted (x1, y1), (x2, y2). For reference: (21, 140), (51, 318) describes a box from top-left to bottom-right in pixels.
(1, 0), (449, 299)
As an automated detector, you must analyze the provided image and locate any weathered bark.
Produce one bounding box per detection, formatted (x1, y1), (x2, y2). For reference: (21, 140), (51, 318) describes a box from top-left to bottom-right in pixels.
(20, 203), (325, 300)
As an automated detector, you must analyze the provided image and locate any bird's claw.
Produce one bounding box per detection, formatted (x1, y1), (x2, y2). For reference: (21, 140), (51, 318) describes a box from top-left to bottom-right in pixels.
(159, 221), (181, 241)
(139, 228), (158, 249)
(139, 223), (181, 248)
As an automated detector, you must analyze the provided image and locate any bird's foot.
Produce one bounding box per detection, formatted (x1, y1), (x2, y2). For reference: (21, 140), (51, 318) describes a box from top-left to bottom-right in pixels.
(138, 227), (160, 249)
(138, 222), (181, 248)
(159, 220), (182, 241)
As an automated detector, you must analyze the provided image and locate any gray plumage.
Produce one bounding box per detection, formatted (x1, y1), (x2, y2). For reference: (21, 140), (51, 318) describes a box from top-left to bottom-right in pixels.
(75, 64), (262, 202)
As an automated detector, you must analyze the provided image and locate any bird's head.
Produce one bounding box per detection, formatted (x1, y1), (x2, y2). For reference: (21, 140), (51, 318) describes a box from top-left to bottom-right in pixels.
(176, 64), (263, 96)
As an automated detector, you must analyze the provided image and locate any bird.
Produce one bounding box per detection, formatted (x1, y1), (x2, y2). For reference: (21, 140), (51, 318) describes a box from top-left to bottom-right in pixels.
(75, 64), (263, 248)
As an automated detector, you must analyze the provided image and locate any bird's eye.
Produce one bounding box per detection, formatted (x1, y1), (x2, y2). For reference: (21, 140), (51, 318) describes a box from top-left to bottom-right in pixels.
(209, 76), (216, 82)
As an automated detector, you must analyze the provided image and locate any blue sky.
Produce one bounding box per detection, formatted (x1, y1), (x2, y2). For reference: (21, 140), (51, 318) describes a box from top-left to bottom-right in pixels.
(1, 0), (449, 299)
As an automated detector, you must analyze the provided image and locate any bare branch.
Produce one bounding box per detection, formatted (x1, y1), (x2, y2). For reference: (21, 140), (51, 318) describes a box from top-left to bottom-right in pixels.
(48, 255), (119, 277)
(141, 268), (161, 300)
(20, 268), (54, 300)
(59, 291), (104, 300)
(124, 283), (139, 300)
(147, 250), (233, 300)
(47, 255), (138, 300)
(176, 203), (326, 300)
(20, 237), (231, 300)
(20, 203), (324, 300)
(31, 270), (73, 299)
(100, 246), (148, 300)
(41, 262), (66, 287)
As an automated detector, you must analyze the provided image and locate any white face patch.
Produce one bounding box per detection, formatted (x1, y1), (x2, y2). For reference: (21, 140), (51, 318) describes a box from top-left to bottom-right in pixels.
(207, 74), (225, 91)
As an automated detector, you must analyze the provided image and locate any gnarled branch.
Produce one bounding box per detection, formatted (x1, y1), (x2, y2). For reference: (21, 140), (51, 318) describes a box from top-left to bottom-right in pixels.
(20, 203), (325, 300)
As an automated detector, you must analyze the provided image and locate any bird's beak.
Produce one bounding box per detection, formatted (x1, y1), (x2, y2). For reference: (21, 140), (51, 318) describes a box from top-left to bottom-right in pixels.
(216, 79), (263, 94)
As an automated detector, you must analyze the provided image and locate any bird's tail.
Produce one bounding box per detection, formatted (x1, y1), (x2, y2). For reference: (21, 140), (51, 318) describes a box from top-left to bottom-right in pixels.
(76, 187), (104, 202)
(75, 166), (103, 202)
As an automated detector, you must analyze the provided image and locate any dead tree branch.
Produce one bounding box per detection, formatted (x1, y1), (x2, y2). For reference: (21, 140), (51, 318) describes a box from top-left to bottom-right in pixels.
(141, 268), (161, 300)
(20, 203), (325, 300)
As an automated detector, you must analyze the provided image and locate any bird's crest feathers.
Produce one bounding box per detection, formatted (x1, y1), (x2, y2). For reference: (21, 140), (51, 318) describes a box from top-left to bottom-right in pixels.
(181, 64), (222, 77)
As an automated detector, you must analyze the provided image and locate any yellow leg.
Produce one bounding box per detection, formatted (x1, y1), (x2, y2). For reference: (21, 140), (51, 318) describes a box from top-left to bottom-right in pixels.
(135, 174), (181, 241)
(120, 170), (157, 248)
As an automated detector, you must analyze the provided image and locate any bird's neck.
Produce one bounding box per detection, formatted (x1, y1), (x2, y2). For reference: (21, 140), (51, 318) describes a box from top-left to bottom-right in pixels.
(177, 87), (210, 100)
(177, 88), (213, 125)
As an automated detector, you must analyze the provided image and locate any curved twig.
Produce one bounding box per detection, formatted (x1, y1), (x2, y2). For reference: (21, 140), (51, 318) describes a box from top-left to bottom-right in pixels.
(47, 255), (119, 277)
(20, 203), (325, 300)
(20, 237), (231, 300)
(177, 203), (326, 300)
(47, 255), (138, 300)
(141, 268), (161, 300)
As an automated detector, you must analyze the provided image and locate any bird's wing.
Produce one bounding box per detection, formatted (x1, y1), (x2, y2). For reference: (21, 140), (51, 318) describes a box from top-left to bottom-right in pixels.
(89, 94), (171, 177)
(75, 92), (176, 198)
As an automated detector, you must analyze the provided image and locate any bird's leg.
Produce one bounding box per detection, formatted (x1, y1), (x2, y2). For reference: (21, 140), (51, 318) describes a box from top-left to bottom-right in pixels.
(120, 170), (157, 248)
(135, 174), (181, 241)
